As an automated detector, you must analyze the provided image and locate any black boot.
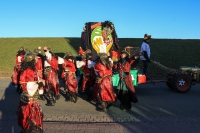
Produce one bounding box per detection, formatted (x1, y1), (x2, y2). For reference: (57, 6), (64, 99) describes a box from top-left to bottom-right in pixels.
(55, 94), (60, 100)
(38, 95), (45, 101)
(71, 93), (77, 103)
(45, 92), (55, 106)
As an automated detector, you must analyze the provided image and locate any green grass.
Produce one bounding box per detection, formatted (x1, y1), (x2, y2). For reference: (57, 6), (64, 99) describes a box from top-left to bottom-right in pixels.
(0, 37), (200, 78)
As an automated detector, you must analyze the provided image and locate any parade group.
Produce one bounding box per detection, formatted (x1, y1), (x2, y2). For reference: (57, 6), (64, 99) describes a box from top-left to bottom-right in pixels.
(11, 34), (151, 133)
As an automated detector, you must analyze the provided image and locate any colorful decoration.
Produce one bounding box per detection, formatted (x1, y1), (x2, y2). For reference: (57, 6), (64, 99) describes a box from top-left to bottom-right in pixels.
(91, 21), (114, 53)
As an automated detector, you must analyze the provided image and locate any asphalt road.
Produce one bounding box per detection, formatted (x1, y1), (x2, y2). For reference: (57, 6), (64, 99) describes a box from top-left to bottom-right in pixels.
(0, 78), (200, 133)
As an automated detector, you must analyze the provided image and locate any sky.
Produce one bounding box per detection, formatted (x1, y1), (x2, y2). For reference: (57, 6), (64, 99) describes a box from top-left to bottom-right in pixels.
(0, 0), (200, 39)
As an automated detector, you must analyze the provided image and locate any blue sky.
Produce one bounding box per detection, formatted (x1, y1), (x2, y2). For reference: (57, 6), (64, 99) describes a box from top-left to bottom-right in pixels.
(0, 0), (199, 39)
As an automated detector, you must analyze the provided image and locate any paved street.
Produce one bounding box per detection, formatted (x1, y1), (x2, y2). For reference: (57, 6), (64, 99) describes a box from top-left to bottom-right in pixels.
(0, 77), (200, 133)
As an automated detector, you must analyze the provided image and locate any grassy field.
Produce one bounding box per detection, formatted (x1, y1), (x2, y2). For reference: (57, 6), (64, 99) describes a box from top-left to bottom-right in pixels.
(0, 37), (200, 78)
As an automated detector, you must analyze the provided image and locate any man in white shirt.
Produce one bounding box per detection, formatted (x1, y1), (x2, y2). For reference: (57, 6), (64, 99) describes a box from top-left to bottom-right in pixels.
(140, 34), (151, 77)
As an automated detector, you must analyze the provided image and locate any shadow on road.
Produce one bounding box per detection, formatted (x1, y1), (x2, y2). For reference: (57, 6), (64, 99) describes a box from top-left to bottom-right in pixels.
(0, 81), (21, 133)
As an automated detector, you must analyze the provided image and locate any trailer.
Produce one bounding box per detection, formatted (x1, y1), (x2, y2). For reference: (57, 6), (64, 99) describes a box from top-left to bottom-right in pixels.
(80, 21), (200, 93)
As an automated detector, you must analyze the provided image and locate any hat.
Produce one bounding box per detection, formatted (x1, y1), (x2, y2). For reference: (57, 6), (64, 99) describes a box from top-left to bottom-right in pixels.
(33, 49), (39, 56)
(24, 52), (35, 62)
(121, 50), (130, 57)
(144, 34), (151, 40)
(84, 49), (91, 54)
(63, 52), (73, 59)
(19, 47), (24, 51)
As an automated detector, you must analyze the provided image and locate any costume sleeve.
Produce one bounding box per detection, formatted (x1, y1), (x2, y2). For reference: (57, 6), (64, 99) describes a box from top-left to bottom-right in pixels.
(20, 71), (27, 92)
(128, 57), (135, 65)
(47, 56), (58, 70)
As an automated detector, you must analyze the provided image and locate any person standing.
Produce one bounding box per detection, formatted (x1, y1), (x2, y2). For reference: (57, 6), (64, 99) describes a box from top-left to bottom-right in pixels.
(93, 53), (116, 112)
(140, 34), (151, 77)
(116, 49), (138, 111)
(33, 48), (45, 101)
(43, 46), (60, 106)
(17, 52), (45, 133)
(12, 47), (25, 93)
(80, 49), (96, 101)
(61, 52), (78, 103)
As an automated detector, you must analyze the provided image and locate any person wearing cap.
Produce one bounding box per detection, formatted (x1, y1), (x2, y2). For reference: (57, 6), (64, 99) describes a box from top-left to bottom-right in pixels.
(62, 52), (78, 103)
(140, 34), (151, 77)
(17, 52), (45, 133)
(115, 49), (139, 111)
(12, 47), (26, 94)
(93, 53), (116, 112)
(43, 46), (60, 106)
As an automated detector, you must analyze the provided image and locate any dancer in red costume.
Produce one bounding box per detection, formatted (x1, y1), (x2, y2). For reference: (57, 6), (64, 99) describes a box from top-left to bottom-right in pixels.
(93, 53), (117, 112)
(33, 48), (45, 101)
(17, 52), (45, 133)
(81, 49), (96, 101)
(115, 49), (139, 111)
(61, 52), (78, 103)
(43, 46), (60, 106)
(12, 47), (25, 93)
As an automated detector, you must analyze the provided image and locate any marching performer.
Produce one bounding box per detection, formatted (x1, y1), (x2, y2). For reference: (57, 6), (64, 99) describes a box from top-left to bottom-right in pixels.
(115, 49), (139, 111)
(33, 48), (45, 101)
(17, 52), (45, 133)
(43, 46), (60, 106)
(61, 52), (78, 103)
(12, 47), (26, 93)
(80, 49), (96, 101)
(93, 53), (116, 112)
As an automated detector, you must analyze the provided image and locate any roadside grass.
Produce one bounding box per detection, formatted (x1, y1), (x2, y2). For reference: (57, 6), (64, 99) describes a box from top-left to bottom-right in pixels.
(0, 37), (200, 78)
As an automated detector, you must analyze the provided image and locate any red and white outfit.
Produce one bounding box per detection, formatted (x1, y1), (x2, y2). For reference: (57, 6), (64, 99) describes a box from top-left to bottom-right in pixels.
(44, 52), (60, 97)
(62, 59), (77, 93)
(18, 68), (43, 132)
(81, 59), (96, 91)
(62, 59), (78, 102)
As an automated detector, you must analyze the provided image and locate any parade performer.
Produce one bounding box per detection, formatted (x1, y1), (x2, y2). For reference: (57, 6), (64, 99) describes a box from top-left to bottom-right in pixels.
(77, 47), (85, 88)
(33, 48), (45, 101)
(93, 53), (116, 112)
(81, 49), (96, 101)
(17, 52), (45, 133)
(116, 49), (139, 111)
(43, 46), (60, 106)
(12, 47), (25, 93)
(61, 52), (78, 103)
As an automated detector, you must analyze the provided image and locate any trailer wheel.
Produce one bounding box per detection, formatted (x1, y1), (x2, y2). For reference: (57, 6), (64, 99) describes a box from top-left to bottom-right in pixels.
(172, 73), (192, 93)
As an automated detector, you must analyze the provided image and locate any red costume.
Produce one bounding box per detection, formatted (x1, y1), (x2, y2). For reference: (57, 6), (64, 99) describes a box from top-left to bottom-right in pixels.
(44, 55), (60, 95)
(81, 59), (92, 91)
(81, 58), (96, 100)
(35, 56), (44, 80)
(12, 53), (24, 85)
(18, 64), (43, 132)
(43, 50), (60, 106)
(94, 59), (116, 112)
(62, 59), (78, 103)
